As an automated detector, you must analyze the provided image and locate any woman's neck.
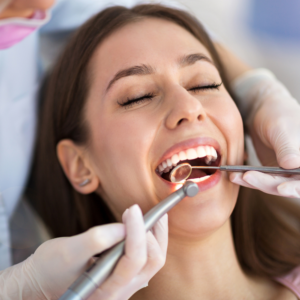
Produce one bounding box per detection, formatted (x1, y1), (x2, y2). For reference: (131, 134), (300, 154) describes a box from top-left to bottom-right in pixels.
(131, 220), (281, 300)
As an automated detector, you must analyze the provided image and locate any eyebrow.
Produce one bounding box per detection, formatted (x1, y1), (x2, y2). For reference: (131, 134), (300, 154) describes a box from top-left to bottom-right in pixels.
(106, 64), (155, 91)
(178, 53), (214, 67)
(106, 53), (214, 92)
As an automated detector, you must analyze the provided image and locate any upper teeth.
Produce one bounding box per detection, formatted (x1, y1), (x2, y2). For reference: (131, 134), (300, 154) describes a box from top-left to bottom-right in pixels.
(157, 145), (218, 174)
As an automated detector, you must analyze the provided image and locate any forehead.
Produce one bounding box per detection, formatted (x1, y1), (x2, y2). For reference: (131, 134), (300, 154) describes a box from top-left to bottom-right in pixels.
(89, 18), (212, 90)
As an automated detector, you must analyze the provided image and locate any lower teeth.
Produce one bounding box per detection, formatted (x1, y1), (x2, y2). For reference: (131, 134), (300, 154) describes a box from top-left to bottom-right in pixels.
(188, 175), (210, 183)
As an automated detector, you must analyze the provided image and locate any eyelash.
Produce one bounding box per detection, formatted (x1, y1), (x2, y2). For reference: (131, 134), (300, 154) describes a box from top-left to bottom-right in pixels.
(118, 92), (155, 109)
(189, 82), (222, 92)
(118, 82), (223, 108)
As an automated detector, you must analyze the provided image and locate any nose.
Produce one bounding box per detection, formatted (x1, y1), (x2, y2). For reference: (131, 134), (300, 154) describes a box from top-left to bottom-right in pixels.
(165, 85), (207, 130)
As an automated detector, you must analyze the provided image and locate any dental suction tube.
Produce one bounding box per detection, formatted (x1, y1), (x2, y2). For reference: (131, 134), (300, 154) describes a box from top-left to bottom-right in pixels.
(59, 181), (198, 300)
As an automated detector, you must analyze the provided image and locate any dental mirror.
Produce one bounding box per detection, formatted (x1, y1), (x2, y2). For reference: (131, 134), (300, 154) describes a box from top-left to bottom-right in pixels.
(170, 163), (220, 183)
(170, 163), (193, 183)
(170, 163), (219, 183)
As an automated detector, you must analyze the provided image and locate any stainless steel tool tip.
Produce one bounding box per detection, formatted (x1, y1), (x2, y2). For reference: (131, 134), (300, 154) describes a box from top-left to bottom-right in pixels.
(183, 181), (199, 197)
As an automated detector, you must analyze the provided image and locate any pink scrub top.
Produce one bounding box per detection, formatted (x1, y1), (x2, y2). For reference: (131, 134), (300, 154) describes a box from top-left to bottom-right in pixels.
(275, 266), (300, 298)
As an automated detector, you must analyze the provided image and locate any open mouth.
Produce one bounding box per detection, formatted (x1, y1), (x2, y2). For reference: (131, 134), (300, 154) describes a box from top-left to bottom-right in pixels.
(156, 145), (221, 183)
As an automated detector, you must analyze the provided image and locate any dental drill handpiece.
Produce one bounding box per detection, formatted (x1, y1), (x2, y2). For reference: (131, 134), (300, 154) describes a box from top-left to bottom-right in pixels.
(59, 181), (199, 300)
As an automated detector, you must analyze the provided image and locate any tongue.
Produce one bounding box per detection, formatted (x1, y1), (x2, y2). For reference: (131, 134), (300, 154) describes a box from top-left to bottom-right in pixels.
(188, 169), (207, 179)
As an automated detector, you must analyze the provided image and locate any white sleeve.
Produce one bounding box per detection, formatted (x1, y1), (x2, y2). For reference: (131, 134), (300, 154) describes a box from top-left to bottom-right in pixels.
(42, 0), (178, 33)
(41, 0), (135, 33)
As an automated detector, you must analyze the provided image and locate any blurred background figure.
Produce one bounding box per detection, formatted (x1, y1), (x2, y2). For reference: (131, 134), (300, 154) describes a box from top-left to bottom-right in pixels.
(179, 0), (300, 101)
(248, 0), (300, 101)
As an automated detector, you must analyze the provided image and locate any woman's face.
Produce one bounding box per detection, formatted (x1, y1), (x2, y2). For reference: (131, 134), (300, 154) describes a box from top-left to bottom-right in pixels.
(84, 18), (244, 238)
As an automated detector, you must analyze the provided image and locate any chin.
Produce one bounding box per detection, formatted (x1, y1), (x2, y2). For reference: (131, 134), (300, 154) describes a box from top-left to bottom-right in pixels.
(167, 180), (239, 239)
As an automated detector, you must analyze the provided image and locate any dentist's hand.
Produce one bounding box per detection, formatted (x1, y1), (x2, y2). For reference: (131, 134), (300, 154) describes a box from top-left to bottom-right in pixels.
(230, 69), (300, 198)
(0, 205), (168, 300)
(230, 172), (300, 198)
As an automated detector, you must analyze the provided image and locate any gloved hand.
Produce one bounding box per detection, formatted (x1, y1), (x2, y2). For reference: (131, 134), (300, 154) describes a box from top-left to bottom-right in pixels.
(0, 205), (168, 300)
(230, 69), (300, 198)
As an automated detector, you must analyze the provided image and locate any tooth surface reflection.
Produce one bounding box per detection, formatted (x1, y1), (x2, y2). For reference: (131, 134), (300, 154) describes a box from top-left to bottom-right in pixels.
(186, 148), (197, 160)
(179, 151), (187, 161)
(205, 146), (212, 156)
(171, 154), (180, 166)
(196, 146), (206, 158)
(211, 148), (218, 160)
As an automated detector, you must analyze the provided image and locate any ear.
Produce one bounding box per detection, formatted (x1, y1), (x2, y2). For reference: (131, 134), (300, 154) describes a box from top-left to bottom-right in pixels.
(57, 139), (99, 194)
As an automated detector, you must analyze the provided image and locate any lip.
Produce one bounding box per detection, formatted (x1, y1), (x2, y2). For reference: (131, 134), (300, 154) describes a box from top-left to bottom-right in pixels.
(193, 169), (221, 192)
(156, 137), (222, 168)
(155, 137), (223, 192)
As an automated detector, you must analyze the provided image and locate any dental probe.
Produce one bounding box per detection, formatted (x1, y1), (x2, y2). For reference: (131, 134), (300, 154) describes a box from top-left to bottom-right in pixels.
(190, 165), (300, 174)
(170, 163), (300, 183)
(59, 181), (199, 300)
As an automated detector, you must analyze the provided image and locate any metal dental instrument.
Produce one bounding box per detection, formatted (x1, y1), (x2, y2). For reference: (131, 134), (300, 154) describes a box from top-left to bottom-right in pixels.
(170, 163), (300, 183)
(59, 181), (199, 300)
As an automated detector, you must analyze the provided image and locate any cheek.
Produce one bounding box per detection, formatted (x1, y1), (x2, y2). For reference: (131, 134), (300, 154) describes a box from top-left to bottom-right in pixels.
(87, 111), (160, 214)
(206, 95), (244, 165)
(91, 122), (141, 188)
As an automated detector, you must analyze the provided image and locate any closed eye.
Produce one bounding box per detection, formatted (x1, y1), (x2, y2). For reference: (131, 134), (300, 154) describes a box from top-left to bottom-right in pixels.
(189, 82), (222, 92)
(118, 82), (222, 109)
(118, 92), (155, 108)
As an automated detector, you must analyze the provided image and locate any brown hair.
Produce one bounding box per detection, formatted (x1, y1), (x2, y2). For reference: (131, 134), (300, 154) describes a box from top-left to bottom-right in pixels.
(30, 4), (300, 278)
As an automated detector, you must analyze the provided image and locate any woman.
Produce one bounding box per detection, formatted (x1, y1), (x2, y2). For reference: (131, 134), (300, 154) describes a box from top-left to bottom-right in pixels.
(34, 4), (300, 299)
